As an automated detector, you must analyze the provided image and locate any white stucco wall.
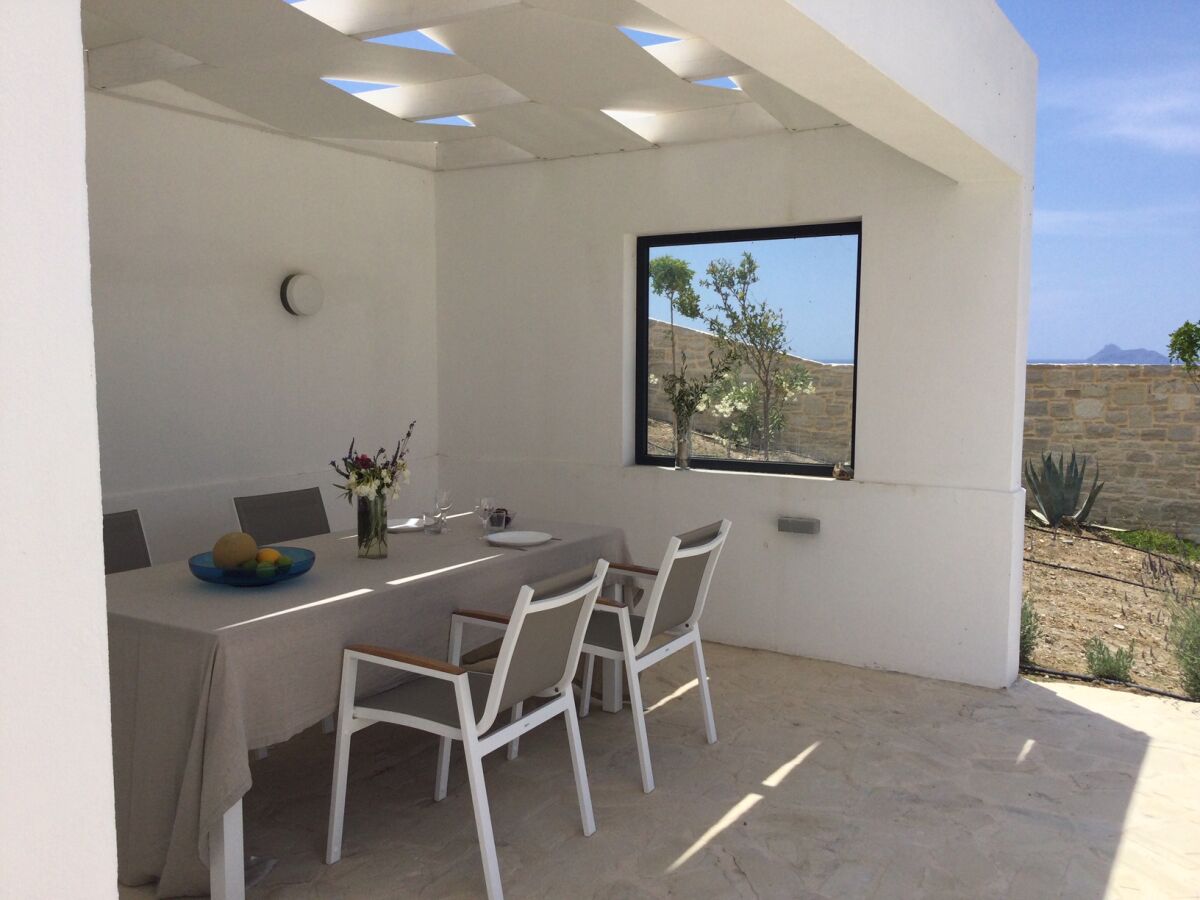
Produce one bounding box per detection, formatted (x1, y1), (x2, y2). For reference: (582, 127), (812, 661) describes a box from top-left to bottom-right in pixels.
(0, 5), (118, 898)
(86, 95), (440, 562)
(436, 127), (1031, 687)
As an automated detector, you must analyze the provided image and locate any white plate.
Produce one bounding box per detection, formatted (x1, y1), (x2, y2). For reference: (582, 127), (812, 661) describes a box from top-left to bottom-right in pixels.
(387, 517), (426, 533)
(486, 530), (553, 548)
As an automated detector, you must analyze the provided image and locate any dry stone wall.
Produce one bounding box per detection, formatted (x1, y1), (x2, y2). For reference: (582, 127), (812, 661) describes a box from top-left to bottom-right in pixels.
(647, 320), (853, 465)
(648, 321), (1200, 534)
(1024, 365), (1200, 537)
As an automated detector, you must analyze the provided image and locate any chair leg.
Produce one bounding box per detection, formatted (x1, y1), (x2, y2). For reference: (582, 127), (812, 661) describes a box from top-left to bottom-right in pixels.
(692, 634), (718, 744)
(624, 655), (654, 793)
(325, 659), (358, 865)
(563, 703), (596, 836)
(462, 738), (504, 900)
(435, 737), (452, 802)
(506, 702), (523, 760)
(579, 654), (594, 717)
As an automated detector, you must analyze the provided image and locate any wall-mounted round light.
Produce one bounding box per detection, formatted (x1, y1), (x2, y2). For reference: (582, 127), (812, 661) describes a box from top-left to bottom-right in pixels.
(280, 273), (324, 316)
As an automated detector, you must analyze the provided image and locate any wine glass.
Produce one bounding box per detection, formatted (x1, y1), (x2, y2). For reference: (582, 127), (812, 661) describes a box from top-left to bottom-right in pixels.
(474, 497), (496, 533)
(435, 489), (453, 527)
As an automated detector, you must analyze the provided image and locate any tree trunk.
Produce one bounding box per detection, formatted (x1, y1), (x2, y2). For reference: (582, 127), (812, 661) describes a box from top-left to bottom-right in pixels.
(761, 385), (772, 460)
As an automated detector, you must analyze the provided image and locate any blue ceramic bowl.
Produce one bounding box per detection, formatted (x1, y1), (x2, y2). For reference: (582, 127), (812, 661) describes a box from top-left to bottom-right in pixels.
(188, 546), (315, 587)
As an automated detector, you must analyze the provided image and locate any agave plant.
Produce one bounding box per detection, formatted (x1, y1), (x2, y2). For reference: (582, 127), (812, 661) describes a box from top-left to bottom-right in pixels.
(1025, 450), (1104, 527)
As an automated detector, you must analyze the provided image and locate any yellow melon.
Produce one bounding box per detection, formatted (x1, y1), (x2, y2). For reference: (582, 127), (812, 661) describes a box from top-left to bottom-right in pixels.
(213, 532), (258, 569)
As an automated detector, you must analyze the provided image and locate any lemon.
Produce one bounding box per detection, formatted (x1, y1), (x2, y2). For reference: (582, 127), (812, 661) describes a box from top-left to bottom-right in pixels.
(256, 548), (282, 564)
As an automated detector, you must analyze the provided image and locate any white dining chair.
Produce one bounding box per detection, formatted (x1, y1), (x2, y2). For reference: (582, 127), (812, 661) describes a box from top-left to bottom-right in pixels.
(326, 560), (608, 900)
(578, 520), (731, 793)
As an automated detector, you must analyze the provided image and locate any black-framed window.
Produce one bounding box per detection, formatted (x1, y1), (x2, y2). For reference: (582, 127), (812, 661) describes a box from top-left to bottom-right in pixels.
(635, 221), (861, 477)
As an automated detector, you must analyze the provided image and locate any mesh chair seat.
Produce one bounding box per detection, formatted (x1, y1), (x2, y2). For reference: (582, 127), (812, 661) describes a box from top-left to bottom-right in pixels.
(583, 612), (646, 653)
(103, 509), (151, 574)
(360, 671), (495, 730)
(234, 487), (330, 546)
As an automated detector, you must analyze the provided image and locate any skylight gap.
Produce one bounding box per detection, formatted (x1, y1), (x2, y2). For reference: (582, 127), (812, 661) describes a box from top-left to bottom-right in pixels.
(366, 30), (454, 55)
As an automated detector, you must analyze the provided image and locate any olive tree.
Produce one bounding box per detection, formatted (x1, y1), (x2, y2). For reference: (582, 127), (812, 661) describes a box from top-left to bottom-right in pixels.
(702, 252), (812, 459)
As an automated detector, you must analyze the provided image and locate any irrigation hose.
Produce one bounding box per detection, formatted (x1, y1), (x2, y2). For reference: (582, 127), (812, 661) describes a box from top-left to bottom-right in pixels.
(1020, 663), (1195, 703)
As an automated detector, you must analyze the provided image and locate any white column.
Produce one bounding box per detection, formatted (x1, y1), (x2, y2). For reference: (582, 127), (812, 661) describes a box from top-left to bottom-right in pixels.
(0, 3), (119, 897)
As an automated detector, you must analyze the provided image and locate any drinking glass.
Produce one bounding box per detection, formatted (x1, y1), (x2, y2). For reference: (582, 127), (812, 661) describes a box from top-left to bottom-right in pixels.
(474, 497), (496, 532)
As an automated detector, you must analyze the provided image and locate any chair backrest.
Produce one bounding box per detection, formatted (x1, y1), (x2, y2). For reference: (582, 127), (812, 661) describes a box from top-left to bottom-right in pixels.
(477, 560), (608, 734)
(103, 509), (152, 574)
(636, 519), (731, 653)
(233, 487), (330, 546)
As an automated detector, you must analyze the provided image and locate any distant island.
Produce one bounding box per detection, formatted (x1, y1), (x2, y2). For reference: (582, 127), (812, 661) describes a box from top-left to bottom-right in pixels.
(1084, 344), (1172, 365)
(1029, 344), (1176, 365)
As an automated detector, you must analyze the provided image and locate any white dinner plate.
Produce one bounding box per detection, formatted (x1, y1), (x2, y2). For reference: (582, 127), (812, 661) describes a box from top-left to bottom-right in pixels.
(486, 530), (553, 548)
(387, 517), (426, 533)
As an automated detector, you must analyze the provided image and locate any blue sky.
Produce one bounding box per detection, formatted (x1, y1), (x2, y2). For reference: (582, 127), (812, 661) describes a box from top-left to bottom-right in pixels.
(651, 4), (1198, 362)
(999, 0), (1200, 360)
(649, 236), (859, 363)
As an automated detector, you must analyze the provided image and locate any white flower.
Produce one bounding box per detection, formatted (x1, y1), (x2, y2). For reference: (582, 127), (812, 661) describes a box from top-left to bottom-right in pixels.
(382, 470), (392, 484)
(402, 466), (410, 485)
(354, 481), (373, 498)
(347, 471), (358, 487)
(648, 373), (660, 385)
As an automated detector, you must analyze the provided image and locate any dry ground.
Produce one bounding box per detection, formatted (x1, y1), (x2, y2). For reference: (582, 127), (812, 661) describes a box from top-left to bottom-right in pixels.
(1023, 523), (1187, 694)
(647, 418), (823, 465)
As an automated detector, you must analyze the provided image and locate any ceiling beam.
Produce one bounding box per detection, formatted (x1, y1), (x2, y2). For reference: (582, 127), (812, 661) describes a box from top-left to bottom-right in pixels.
(637, 0), (1035, 183)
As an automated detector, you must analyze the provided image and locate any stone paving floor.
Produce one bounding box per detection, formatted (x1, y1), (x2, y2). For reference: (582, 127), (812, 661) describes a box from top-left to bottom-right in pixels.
(120, 642), (1200, 898)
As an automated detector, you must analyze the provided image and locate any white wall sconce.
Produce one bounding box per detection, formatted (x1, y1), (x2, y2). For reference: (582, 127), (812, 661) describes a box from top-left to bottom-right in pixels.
(280, 273), (324, 316)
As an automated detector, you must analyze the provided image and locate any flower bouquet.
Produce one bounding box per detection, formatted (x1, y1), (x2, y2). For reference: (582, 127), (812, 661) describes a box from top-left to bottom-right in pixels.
(331, 420), (416, 558)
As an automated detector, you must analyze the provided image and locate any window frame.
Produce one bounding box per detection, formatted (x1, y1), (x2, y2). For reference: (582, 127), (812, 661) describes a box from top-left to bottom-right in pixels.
(634, 221), (863, 478)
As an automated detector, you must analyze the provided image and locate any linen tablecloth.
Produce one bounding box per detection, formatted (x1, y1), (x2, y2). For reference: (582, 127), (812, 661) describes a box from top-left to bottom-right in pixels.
(106, 519), (627, 897)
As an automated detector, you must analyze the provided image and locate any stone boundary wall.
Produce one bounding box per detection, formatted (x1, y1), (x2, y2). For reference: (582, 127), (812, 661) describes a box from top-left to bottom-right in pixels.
(648, 321), (1200, 534)
(647, 320), (853, 465)
(1024, 365), (1200, 537)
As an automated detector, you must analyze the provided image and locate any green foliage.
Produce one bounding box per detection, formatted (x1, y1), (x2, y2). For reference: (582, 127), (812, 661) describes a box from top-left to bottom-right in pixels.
(1024, 450), (1104, 527)
(707, 368), (813, 453)
(1020, 595), (1041, 665)
(1083, 637), (1134, 682)
(1168, 320), (1200, 389)
(659, 350), (732, 432)
(649, 255), (702, 320)
(1167, 602), (1200, 699)
(701, 252), (803, 459)
(1118, 529), (1200, 561)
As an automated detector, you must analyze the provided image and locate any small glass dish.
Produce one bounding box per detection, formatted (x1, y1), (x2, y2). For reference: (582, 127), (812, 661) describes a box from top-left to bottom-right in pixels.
(188, 546), (316, 587)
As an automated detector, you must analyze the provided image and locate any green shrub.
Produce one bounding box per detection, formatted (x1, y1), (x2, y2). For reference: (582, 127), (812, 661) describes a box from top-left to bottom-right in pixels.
(1118, 529), (1200, 561)
(1025, 450), (1104, 528)
(1083, 637), (1133, 682)
(1167, 603), (1200, 699)
(1020, 595), (1041, 665)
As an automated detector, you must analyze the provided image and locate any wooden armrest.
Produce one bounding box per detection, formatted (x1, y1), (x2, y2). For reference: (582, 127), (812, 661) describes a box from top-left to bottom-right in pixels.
(453, 608), (511, 625)
(346, 644), (465, 676)
(610, 562), (658, 578)
(597, 596), (624, 609)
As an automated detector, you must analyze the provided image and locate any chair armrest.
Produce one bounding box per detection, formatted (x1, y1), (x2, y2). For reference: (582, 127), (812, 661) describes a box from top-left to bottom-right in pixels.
(451, 609), (511, 633)
(594, 596), (627, 613)
(346, 644), (466, 679)
(609, 562), (658, 579)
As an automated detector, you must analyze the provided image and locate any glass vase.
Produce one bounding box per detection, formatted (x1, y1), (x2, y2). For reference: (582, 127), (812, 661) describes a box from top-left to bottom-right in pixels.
(357, 495), (388, 559)
(674, 417), (692, 470)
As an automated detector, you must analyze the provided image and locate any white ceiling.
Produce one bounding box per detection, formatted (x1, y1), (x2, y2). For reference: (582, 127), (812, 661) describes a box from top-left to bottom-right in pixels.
(81, 0), (844, 170)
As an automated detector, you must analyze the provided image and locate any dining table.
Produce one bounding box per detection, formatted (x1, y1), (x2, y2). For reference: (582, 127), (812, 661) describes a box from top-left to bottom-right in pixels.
(106, 517), (629, 899)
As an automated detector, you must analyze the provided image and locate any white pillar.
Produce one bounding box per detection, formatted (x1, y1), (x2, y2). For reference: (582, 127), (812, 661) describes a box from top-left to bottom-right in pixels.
(0, 4), (118, 898)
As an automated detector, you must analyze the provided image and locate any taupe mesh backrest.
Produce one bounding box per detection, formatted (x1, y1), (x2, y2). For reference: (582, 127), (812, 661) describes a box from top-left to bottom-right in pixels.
(652, 521), (724, 636)
(103, 509), (151, 574)
(494, 565), (598, 714)
(234, 487), (330, 545)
